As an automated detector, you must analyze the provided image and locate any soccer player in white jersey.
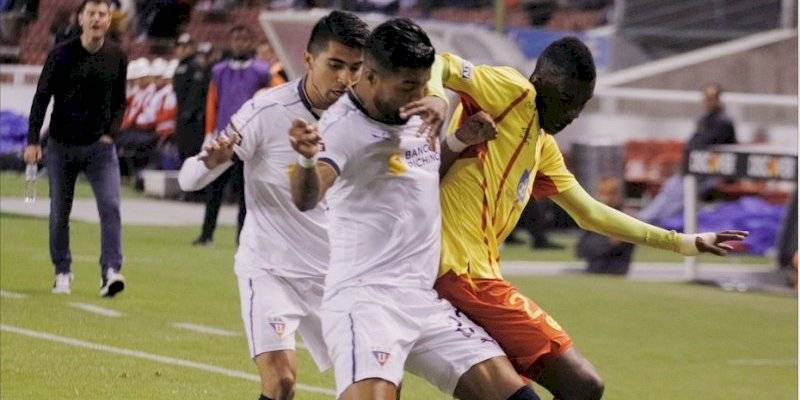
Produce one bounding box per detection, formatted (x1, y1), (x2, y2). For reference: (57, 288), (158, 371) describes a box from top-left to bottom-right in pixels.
(289, 18), (541, 400)
(178, 11), (465, 400)
(178, 12), (370, 400)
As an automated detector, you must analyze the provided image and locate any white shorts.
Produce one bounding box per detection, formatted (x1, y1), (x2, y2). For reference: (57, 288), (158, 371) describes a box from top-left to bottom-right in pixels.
(237, 272), (332, 372)
(321, 285), (506, 397)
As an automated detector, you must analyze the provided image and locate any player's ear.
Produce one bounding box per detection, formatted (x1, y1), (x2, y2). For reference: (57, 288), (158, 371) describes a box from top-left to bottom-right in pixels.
(364, 68), (377, 86)
(303, 50), (313, 72)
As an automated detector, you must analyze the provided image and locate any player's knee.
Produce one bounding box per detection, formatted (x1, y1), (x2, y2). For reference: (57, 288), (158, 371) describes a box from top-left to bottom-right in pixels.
(274, 373), (296, 400)
(261, 371), (295, 400)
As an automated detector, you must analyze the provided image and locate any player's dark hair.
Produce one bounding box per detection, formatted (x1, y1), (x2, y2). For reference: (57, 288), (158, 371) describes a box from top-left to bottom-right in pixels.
(77, 0), (111, 14)
(229, 24), (253, 36)
(533, 37), (596, 84)
(307, 10), (369, 54)
(365, 18), (435, 74)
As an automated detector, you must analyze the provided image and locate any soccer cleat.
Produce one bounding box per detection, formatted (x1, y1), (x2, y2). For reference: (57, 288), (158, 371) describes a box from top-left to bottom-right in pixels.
(52, 273), (73, 294)
(100, 269), (126, 297)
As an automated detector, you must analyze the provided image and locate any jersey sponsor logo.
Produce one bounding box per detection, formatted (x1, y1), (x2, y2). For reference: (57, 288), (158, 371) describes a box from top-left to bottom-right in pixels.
(270, 321), (288, 338)
(388, 153), (408, 175)
(404, 143), (440, 169)
(372, 348), (391, 366)
(461, 61), (474, 80)
(516, 170), (531, 204)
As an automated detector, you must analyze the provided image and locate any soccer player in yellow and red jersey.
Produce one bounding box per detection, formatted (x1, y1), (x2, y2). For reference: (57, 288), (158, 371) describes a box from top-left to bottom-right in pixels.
(401, 38), (749, 400)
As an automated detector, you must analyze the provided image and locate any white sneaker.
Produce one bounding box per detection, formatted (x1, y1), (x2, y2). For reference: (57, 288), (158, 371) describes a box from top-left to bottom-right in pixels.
(100, 269), (126, 298)
(52, 273), (73, 294)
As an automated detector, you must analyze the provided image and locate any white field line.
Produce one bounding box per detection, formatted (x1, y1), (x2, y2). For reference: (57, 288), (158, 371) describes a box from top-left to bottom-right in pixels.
(0, 324), (335, 397)
(728, 358), (797, 367)
(68, 302), (122, 318)
(0, 290), (27, 299)
(171, 322), (309, 351)
(172, 322), (240, 337)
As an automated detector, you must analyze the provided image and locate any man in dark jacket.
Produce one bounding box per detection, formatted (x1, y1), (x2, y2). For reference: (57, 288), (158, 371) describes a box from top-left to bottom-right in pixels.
(24, 0), (127, 297)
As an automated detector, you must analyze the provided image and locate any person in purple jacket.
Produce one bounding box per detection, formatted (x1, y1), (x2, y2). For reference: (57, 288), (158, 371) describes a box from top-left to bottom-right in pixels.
(193, 24), (270, 246)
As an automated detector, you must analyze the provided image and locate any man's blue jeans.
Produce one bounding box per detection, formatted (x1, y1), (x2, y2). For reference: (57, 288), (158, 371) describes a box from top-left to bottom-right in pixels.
(46, 138), (122, 275)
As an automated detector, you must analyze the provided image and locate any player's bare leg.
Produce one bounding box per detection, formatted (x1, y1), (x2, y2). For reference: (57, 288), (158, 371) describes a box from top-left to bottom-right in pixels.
(533, 347), (604, 400)
(339, 378), (397, 400)
(254, 350), (298, 400)
(454, 356), (539, 400)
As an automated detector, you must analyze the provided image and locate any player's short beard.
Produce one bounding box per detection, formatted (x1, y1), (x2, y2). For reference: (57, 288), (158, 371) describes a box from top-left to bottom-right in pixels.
(374, 96), (406, 125)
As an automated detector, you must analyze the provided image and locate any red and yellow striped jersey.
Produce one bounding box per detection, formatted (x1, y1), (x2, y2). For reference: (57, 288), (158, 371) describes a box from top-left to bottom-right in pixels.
(437, 53), (578, 280)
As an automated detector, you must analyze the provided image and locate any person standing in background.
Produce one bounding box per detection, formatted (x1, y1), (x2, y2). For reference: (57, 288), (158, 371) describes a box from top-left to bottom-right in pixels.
(23, 0), (127, 297)
(192, 24), (269, 246)
(172, 33), (209, 163)
(638, 83), (737, 225)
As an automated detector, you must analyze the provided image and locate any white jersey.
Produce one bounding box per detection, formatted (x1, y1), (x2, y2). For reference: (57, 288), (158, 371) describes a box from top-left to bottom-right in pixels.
(317, 93), (442, 297)
(229, 78), (329, 279)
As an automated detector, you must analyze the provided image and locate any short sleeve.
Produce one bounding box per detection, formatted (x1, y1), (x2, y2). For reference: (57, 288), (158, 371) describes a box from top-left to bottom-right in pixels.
(317, 119), (357, 176)
(438, 53), (532, 117)
(532, 134), (579, 200)
(229, 99), (268, 162)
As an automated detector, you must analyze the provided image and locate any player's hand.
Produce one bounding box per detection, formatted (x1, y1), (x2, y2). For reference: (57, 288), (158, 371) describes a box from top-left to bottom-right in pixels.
(200, 134), (236, 169)
(23, 144), (42, 164)
(696, 230), (749, 256)
(99, 135), (114, 144)
(454, 111), (497, 147)
(288, 119), (321, 159)
(399, 96), (448, 147)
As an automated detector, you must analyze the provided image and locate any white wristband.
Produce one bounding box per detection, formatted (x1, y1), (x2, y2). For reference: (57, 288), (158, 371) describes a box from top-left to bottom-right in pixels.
(297, 154), (318, 169)
(678, 233), (716, 256)
(445, 133), (469, 153)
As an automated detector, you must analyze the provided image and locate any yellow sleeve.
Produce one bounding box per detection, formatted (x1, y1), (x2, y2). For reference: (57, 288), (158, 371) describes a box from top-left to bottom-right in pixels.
(551, 185), (682, 253)
(532, 134), (579, 199)
(424, 55), (448, 103)
(438, 52), (532, 117)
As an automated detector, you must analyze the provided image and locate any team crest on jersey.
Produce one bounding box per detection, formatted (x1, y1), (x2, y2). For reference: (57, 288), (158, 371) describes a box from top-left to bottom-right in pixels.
(372, 349), (391, 366)
(270, 321), (288, 338)
(516, 169), (531, 204)
(461, 61), (474, 80)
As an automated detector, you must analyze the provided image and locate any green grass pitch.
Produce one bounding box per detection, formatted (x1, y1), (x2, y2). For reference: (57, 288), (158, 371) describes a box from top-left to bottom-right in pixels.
(1, 213), (795, 399)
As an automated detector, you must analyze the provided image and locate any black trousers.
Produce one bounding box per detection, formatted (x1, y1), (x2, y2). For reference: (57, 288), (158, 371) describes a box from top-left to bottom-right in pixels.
(199, 159), (245, 243)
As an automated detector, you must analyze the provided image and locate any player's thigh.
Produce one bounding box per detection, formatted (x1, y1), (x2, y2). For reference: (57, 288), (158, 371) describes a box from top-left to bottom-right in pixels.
(295, 279), (333, 372)
(454, 356), (527, 400)
(405, 297), (509, 397)
(237, 274), (305, 358)
(321, 288), (417, 398)
(435, 273), (572, 380)
(535, 347), (604, 400)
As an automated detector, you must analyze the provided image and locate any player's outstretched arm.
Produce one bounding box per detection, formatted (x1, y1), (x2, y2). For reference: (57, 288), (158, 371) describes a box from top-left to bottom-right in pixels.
(439, 111), (497, 177)
(177, 133), (238, 191)
(288, 119), (337, 211)
(551, 185), (748, 256)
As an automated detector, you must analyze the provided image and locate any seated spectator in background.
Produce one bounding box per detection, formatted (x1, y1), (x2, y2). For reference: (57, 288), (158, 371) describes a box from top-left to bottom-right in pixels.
(125, 57), (149, 106)
(121, 57), (155, 130)
(638, 83), (737, 225)
(117, 57), (167, 174)
(576, 177), (634, 275)
(150, 59), (178, 145)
